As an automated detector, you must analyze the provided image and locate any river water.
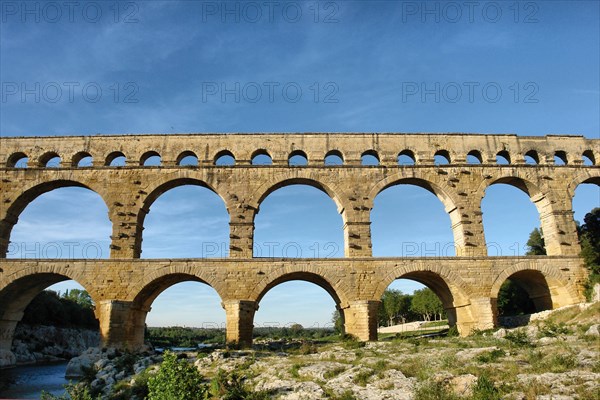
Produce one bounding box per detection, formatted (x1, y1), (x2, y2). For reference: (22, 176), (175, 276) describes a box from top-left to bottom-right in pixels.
(0, 362), (68, 399)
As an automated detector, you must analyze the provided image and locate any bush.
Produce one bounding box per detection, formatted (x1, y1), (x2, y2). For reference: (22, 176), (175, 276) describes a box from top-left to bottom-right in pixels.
(471, 374), (501, 400)
(147, 351), (208, 400)
(505, 329), (533, 348)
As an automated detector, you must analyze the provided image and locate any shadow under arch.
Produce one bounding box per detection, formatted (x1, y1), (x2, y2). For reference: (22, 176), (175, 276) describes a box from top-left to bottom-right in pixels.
(0, 180), (109, 258)
(0, 272), (100, 365)
(375, 266), (474, 334)
(134, 177), (230, 258)
(490, 265), (580, 312)
(566, 172), (600, 203)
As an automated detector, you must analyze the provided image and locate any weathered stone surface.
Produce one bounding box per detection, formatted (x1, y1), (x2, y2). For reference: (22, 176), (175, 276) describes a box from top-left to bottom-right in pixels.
(0, 133), (598, 355)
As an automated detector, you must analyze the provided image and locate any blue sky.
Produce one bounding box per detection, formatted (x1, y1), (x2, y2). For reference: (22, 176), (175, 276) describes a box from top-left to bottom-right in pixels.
(2, 1), (599, 327)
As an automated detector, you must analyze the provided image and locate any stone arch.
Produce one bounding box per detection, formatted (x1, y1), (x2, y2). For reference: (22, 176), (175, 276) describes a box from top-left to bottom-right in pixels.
(361, 150), (380, 165)
(214, 149), (236, 165)
(250, 175), (347, 216)
(324, 149), (344, 165)
(251, 269), (348, 308)
(288, 150), (308, 166)
(251, 149), (273, 165)
(466, 149), (483, 164)
(397, 149), (416, 165)
(554, 150), (568, 165)
(140, 151), (161, 166)
(0, 270), (101, 365)
(105, 151), (126, 166)
(566, 170), (600, 202)
(490, 265), (580, 310)
(496, 150), (511, 164)
(524, 149), (541, 164)
(0, 180), (109, 258)
(6, 152), (28, 168)
(176, 150), (198, 166)
(374, 264), (475, 334)
(368, 174), (466, 254)
(131, 271), (226, 311)
(38, 151), (62, 167)
(72, 151), (93, 167)
(477, 174), (570, 256)
(434, 149), (451, 164)
(134, 177), (230, 258)
(582, 150), (596, 165)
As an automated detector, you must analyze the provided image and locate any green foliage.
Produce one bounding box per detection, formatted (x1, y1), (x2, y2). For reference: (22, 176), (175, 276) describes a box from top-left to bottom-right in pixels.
(21, 290), (98, 329)
(380, 289), (413, 326)
(41, 383), (100, 400)
(146, 326), (225, 348)
(578, 208), (600, 299)
(147, 351), (208, 400)
(505, 329), (533, 348)
(209, 369), (271, 400)
(413, 380), (458, 400)
(476, 348), (505, 363)
(410, 288), (445, 321)
(332, 310), (344, 334)
(471, 374), (501, 400)
(497, 280), (535, 316)
(538, 321), (571, 338)
(526, 228), (546, 255)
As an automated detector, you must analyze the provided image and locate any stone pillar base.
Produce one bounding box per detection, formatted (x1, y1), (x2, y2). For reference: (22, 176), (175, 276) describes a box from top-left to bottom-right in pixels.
(223, 300), (257, 348)
(96, 300), (148, 351)
(343, 300), (380, 341)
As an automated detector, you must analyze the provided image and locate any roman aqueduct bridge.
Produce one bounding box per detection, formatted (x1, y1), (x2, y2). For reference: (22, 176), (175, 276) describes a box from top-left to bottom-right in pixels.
(0, 132), (598, 363)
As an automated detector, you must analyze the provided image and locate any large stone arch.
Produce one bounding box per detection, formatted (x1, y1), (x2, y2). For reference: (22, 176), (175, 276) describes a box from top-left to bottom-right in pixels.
(374, 263), (475, 334)
(490, 263), (582, 311)
(367, 174), (468, 255)
(565, 170), (600, 203)
(477, 174), (570, 256)
(0, 268), (101, 366)
(134, 177), (231, 258)
(249, 174), (347, 217)
(0, 179), (110, 258)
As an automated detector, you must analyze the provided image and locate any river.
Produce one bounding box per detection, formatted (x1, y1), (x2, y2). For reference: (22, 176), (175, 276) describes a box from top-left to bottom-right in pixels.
(0, 362), (69, 399)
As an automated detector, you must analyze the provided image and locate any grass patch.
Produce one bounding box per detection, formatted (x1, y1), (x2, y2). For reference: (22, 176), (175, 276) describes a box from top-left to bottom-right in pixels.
(476, 348), (506, 363)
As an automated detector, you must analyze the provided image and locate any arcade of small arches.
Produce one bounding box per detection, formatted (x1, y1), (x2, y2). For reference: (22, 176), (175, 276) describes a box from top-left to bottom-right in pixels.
(5, 147), (599, 168)
(0, 133), (598, 360)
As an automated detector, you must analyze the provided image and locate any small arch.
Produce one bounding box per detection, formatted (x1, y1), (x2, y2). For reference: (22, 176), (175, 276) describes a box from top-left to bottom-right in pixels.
(141, 151), (161, 166)
(39, 152), (61, 168)
(72, 152), (93, 167)
(496, 150), (511, 165)
(554, 150), (568, 165)
(397, 150), (415, 165)
(324, 150), (344, 166)
(7, 152), (28, 168)
(361, 150), (380, 166)
(466, 150), (482, 164)
(582, 150), (595, 166)
(176, 151), (198, 166)
(434, 150), (451, 165)
(105, 151), (126, 167)
(251, 149), (273, 166)
(524, 150), (539, 165)
(288, 150), (308, 166)
(214, 150), (236, 166)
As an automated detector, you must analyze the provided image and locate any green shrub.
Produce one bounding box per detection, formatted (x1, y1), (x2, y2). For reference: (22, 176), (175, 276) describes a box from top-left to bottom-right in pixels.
(209, 369), (271, 400)
(147, 351), (208, 400)
(476, 348), (505, 363)
(413, 380), (458, 400)
(538, 321), (571, 338)
(471, 374), (501, 400)
(505, 329), (533, 347)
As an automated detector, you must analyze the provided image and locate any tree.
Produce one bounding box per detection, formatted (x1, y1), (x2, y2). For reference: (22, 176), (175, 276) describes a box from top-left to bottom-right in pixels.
(526, 228), (546, 255)
(147, 351), (208, 400)
(331, 310), (343, 334)
(578, 208), (600, 298)
(380, 289), (412, 326)
(410, 288), (444, 321)
(496, 280), (535, 316)
(63, 289), (94, 309)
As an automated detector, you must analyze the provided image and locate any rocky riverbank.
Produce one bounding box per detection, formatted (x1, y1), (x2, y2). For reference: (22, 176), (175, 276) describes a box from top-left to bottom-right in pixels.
(61, 302), (599, 400)
(2, 324), (99, 367)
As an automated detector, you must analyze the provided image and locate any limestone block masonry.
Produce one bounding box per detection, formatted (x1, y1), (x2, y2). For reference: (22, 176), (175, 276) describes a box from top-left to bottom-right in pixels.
(0, 133), (598, 359)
